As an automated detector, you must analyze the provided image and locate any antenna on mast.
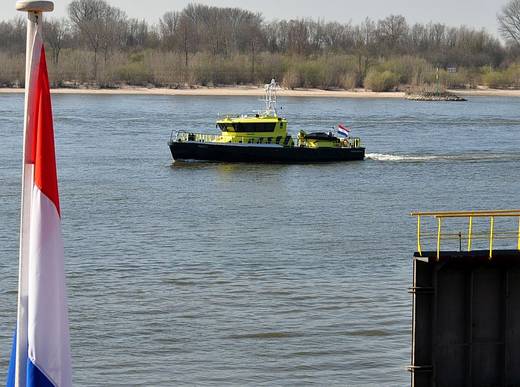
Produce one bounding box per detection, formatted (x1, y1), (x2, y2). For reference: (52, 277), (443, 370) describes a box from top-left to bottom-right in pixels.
(263, 79), (279, 117)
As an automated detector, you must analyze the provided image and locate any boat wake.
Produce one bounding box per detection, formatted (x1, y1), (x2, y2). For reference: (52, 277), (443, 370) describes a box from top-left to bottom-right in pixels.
(366, 153), (438, 162)
(366, 152), (520, 163)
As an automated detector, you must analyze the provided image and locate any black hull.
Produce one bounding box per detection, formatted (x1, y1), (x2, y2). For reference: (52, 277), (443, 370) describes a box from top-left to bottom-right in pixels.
(169, 141), (365, 163)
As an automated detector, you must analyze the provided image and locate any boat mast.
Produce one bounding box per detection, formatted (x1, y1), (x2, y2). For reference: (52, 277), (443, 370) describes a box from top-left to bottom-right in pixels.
(264, 79), (278, 117)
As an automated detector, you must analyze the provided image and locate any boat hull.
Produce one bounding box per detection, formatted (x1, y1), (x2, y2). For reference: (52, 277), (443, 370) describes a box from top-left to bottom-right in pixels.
(169, 141), (365, 163)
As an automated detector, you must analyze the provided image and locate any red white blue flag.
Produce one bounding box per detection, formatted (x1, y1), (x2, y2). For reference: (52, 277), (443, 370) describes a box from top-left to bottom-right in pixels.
(7, 13), (72, 387)
(337, 123), (351, 137)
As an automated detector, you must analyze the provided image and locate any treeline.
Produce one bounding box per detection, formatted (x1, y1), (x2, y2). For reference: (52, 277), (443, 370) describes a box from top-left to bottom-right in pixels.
(0, 0), (519, 90)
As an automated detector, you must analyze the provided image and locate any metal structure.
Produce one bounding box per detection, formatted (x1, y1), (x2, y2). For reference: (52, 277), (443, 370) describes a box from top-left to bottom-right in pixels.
(263, 79), (279, 117)
(409, 210), (520, 386)
(412, 210), (520, 259)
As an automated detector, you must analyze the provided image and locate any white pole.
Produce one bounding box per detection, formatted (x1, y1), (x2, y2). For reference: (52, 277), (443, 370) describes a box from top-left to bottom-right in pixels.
(14, 2), (53, 387)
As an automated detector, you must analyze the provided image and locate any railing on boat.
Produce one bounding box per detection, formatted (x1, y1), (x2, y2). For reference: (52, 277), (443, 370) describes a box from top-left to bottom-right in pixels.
(171, 130), (266, 145)
(170, 130), (362, 148)
(411, 210), (520, 259)
(350, 138), (362, 148)
(171, 130), (222, 143)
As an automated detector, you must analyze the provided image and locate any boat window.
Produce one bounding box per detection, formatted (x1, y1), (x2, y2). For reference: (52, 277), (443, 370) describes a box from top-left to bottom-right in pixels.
(218, 123), (229, 131)
(262, 123), (276, 132)
(232, 123), (276, 132)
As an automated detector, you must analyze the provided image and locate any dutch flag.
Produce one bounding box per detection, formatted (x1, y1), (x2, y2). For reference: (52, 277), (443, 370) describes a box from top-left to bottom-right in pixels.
(7, 8), (72, 387)
(337, 123), (351, 138)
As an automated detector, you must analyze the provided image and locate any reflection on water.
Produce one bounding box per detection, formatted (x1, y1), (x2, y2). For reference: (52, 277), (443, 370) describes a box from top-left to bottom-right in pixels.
(0, 94), (519, 385)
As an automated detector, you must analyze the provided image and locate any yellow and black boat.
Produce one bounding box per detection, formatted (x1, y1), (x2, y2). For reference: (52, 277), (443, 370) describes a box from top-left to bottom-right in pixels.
(168, 80), (365, 163)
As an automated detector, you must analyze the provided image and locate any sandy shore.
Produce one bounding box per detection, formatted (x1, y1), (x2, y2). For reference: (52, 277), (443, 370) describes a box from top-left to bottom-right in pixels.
(446, 89), (520, 97)
(1, 86), (520, 98)
(0, 86), (402, 98)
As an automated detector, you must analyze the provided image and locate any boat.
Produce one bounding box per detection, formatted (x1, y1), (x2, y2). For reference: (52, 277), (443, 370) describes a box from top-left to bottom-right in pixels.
(168, 80), (365, 163)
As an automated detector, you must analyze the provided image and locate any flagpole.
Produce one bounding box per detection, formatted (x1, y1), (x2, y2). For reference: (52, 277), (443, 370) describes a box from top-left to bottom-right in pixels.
(14, 2), (54, 387)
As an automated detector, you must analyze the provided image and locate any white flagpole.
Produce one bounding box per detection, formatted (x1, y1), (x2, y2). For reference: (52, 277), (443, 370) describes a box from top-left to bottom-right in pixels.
(14, 2), (53, 387)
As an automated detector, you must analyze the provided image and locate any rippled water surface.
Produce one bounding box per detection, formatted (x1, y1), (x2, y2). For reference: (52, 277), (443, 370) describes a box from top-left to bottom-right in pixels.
(1, 94), (519, 386)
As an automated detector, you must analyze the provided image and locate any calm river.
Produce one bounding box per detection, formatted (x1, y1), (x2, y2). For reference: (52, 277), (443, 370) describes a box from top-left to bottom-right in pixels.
(1, 94), (519, 385)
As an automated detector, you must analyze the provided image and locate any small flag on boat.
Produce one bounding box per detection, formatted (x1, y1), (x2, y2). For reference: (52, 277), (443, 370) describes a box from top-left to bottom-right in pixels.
(337, 123), (351, 137)
(7, 4), (72, 387)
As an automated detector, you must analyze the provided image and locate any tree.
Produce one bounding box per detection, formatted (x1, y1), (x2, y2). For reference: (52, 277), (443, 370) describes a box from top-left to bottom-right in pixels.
(99, 5), (127, 64)
(159, 11), (180, 51)
(68, 0), (127, 79)
(178, 14), (194, 67)
(377, 15), (408, 52)
(68, 0), (104, 78)
(287, 19), (311, 55)
(321, 22), (354, 53)
(498, 0), (520, 46)
(229, 10), (264, 76)
(0, 17), (25, 53)
(126, 19), (151, 49)
(159, 9), (197, 66)
(45, 18), (70, 64)
(352, 18), (376, 87)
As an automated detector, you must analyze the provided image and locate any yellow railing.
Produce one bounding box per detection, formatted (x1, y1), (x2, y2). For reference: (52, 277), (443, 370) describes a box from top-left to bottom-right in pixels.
(411, 210), (520, 260)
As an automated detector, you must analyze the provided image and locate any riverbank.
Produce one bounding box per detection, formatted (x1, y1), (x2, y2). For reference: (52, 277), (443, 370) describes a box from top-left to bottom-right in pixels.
(2, 86), (520, 98)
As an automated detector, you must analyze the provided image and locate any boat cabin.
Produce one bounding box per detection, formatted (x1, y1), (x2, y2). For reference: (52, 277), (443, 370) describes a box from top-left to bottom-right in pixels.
(216, 116), (290, 145)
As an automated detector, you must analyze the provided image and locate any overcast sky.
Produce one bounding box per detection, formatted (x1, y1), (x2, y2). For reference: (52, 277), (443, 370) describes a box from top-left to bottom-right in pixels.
(2, 0), (509, 36)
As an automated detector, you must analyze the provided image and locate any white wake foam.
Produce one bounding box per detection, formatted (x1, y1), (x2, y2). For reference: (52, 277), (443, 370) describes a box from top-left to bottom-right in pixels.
(366, 152), (520, 163)
(365, 153), (438, 162)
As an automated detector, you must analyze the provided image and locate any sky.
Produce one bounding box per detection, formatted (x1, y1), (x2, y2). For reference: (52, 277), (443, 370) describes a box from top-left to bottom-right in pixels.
(1, 0), (509, 36)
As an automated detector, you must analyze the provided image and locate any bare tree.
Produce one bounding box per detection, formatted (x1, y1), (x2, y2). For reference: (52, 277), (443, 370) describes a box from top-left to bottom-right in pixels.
(178, 15), (193, 66)
(68, 0), (127, 79)
(352, 18), (376, 86)
(0, 17), (26, 53)
(498, 0), (520, 46)
(287, 19), (310, 55)
(68, 0), (104, 78)
(377, 15), (408, 52)
(430, 23), (446, 48)
(45, 18), (70, 64)
(243, 24), (265, 79)
(321, 22), (354, 52)
(126, 19), (153, 49)
(99, 6), (127, 64)
(159, 11), (180, 51)
(410, 23), (428, 53)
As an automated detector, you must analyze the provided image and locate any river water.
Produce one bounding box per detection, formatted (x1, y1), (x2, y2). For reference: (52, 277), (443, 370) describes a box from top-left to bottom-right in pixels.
(0, 94), (519, 386)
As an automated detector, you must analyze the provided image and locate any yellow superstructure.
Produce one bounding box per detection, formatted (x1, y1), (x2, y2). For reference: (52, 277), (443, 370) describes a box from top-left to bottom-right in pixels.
(215, 115), (292, 145)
